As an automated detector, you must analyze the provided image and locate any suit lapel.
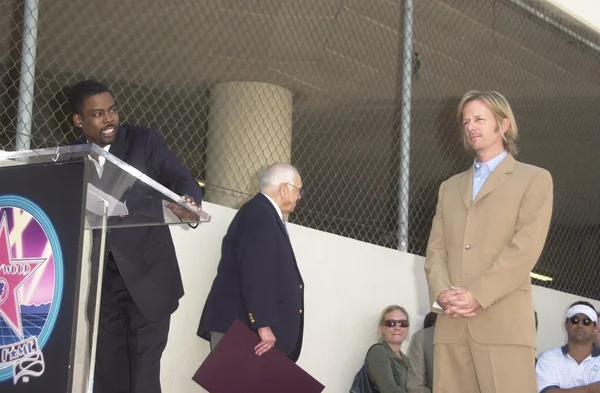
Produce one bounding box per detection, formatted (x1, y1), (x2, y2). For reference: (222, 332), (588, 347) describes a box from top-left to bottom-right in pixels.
(106, 125), (127, 161)
(73, 125), (128, 191)
(97, 125), (126, 191)
(472, 154), (515, 204)
(256, 194), (292, 243)
(459, 167), (473, 209)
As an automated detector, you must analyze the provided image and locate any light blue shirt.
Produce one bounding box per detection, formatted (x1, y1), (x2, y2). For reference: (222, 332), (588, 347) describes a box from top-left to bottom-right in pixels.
(472, 150), (508, 200)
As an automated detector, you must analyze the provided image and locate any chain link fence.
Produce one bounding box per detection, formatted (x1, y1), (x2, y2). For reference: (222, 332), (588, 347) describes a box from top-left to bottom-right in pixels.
(1, 0), (599, 299)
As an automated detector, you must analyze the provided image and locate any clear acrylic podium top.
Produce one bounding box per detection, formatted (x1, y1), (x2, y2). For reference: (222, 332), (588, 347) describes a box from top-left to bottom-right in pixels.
(0, 144), (211, 229)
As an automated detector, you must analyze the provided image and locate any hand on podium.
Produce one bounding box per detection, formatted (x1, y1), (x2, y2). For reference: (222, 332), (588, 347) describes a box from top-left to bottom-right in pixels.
(165, 195), (201, 222)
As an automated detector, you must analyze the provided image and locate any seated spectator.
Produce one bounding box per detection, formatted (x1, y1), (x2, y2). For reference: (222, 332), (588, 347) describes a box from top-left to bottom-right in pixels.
(536, 301), (600, 392)
(407, 312), (437, 393)
(365, 305), (410, 393)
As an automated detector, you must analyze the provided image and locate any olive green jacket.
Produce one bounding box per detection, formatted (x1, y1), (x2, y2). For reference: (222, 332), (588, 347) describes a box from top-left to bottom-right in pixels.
(366, 341), (409, 393)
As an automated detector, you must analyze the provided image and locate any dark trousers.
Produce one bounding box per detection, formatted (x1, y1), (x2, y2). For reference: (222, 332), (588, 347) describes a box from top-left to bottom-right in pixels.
(93, 256), (170, 393)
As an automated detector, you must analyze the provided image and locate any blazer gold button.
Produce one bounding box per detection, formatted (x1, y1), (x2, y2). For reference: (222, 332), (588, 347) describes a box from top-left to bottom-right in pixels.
(299, 285), (303, 289)
(465, 244), (471, 250)
(299, 309), (303, 314)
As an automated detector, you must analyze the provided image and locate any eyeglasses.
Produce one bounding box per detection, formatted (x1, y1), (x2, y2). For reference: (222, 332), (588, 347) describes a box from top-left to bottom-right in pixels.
(286, 183), (304, 197)
(382, 319), (409, 328)
(568, 316), (594, 326)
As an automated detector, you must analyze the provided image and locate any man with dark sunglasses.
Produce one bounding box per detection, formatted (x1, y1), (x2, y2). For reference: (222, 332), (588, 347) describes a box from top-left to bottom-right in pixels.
(536, 301), (600, 392)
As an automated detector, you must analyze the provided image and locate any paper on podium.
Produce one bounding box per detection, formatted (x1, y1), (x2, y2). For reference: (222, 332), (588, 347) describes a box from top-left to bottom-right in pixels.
(192, 320), (325, 393)
(86, 183), (129, 216)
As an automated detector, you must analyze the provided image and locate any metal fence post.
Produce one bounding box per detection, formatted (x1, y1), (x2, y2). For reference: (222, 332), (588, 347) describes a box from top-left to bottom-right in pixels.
(15, 0), (40, 151)
(398, 0), (413, 252)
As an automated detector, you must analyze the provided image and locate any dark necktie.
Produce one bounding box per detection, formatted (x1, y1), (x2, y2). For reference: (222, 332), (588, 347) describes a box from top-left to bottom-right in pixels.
(282, 219), (289, 237)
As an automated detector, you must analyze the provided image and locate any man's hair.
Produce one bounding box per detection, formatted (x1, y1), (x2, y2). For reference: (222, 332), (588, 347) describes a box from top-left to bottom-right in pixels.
(424, 312), (437, 329)
(67, 80), (111, 115)
(456, 90), (519, 157)
(258, 163), (298, 192)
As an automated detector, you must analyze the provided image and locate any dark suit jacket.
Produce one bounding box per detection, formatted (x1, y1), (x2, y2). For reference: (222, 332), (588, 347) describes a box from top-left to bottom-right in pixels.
(197, 193), (304, 362)
(74, 124), (203, 321)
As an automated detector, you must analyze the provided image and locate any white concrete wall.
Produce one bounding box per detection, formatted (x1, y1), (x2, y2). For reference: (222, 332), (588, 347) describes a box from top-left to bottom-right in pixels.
(161, 202), (600, 393)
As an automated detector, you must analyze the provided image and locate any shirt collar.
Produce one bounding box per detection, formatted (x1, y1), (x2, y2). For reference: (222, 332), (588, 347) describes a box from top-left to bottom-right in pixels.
(561, 343), (600, 358)
(474, 150), (508, 172)
(261, 192), (283, 221)
(86, 142), (111, 153)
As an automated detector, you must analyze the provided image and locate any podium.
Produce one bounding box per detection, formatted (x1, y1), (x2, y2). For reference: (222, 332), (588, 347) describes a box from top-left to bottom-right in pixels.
(0, 144), (210, 393)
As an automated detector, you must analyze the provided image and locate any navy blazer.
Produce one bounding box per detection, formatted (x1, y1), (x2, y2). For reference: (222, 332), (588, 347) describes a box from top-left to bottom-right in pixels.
(197, 193), (304, 362)
(74, 124), (203, 321)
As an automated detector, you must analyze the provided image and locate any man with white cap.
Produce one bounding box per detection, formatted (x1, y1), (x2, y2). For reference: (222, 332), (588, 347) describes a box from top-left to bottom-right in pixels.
(536, 301), (600, 392)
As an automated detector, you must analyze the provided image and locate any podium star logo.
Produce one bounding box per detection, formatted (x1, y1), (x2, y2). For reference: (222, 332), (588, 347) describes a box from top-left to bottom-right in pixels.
(0, 212), (45, 339)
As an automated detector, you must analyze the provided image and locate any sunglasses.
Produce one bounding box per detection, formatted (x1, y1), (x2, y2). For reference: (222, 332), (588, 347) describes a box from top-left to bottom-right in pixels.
(568, 316), (594, 326)
(382, 319), (409, 328)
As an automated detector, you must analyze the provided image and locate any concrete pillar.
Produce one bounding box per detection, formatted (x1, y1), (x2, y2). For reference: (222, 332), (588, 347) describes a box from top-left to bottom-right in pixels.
(206, 82), (293, 208)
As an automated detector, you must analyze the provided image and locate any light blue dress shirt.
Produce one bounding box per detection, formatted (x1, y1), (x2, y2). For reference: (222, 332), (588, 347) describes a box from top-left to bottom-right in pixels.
(472, 150), (508, 200)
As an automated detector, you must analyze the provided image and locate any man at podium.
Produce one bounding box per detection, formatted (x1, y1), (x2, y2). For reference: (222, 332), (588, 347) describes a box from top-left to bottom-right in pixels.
(66, 79), (203, 393)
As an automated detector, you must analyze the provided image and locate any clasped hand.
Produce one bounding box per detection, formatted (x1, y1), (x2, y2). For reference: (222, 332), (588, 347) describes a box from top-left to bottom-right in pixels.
(438, 286), (480, 318)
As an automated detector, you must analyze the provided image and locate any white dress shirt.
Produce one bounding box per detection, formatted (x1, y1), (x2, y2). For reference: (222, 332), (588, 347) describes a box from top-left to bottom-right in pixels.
(261, 192), (283, 221)
(89, 144), (111, 177)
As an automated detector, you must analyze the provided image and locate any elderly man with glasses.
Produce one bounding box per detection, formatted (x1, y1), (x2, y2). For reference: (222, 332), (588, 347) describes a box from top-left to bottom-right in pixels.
(197, 163), (305, 363)
(536, 301), (600, 392)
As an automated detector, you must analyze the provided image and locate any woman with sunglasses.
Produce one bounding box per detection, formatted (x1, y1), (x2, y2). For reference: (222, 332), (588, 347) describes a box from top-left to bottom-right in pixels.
(365, 305), (410, 393)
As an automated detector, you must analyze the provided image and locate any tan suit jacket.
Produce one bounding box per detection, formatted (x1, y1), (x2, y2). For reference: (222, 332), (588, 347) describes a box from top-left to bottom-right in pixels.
(407, 327), (435, 393)
(424, 154), (553, 348)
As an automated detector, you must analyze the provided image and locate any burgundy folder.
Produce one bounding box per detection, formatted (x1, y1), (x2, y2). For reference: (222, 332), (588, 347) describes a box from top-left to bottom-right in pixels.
(192, 319), (325, 393)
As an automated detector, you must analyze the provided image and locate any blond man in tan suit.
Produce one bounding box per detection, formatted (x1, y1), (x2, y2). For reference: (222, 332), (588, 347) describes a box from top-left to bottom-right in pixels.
(424, 90), (553, 393)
